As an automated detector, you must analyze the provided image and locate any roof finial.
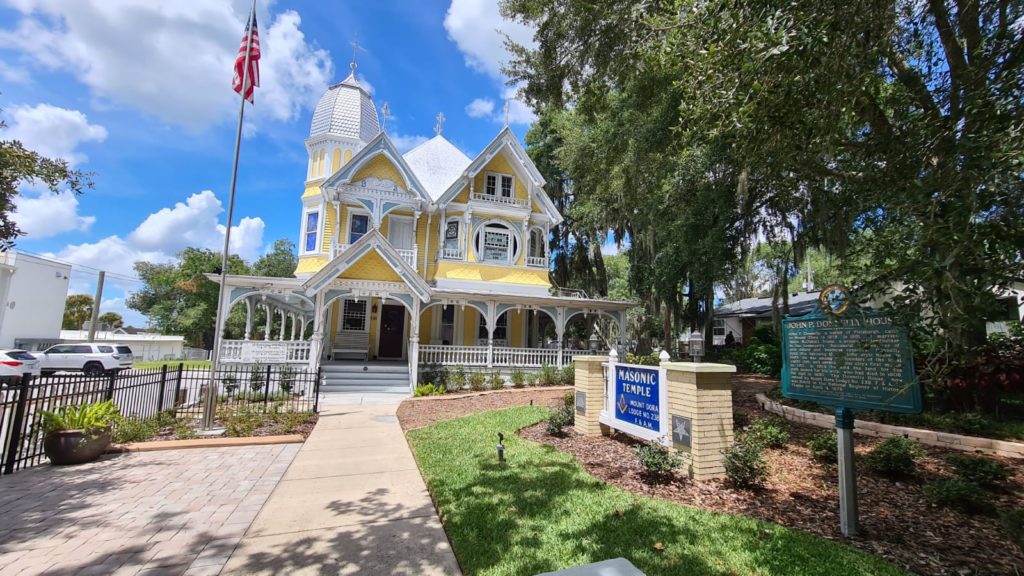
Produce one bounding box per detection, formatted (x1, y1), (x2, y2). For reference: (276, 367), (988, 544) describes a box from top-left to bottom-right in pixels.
(349, 41), (362, 75)
(380, 102), (391, 134)
(434, 112), (446, 136)
(503, 101), (510, 128)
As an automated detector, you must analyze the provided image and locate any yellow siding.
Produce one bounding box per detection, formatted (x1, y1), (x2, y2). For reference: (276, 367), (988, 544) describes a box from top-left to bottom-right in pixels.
(302, 181), (322, 199)
(329, 300), (340, 337)
(463, 308), (479, 346)
(452, 185), (469, 203)
(419, 308), (432, 342)
(320, 203), (336, 253)
(508, 309), (523, 346)
(340, 251), (403, 282)
(295, 255), (327, 275)
(352, 155), (406, 188)
(434, 261), (549, 286)
(368, 297), (380, 357)
(471, 153), (529, 203)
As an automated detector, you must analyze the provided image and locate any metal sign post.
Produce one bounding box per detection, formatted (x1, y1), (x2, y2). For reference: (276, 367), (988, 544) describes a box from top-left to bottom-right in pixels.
(835, 407), (858, 536)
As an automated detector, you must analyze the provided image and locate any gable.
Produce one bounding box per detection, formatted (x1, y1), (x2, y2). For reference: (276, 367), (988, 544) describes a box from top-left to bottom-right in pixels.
(351, 155), (407, 190)
(341, 250), (402, 282)
(321, 132), (431, 203)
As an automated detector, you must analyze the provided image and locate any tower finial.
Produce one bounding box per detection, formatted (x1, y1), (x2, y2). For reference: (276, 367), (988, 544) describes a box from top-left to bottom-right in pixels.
(350, 41), (362, 75)
(503, 101), (510, 128)
(380, 102), (391, 134)
(434, 112), (446, 136)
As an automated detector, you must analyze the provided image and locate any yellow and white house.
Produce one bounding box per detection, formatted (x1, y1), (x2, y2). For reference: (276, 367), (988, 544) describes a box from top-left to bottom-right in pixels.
(214, 65), (632, 392)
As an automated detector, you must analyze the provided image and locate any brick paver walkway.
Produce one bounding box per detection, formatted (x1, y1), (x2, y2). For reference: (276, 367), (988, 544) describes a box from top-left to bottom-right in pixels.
(0, 444), (299, 576)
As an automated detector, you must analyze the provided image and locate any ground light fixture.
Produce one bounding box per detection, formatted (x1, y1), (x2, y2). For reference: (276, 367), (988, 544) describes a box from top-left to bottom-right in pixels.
(689, 330), (704, 362)
(497, 432), (505, 463)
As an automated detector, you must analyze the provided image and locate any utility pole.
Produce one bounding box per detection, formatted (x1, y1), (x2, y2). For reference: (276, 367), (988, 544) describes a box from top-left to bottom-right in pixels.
(87, 271), (105, 341)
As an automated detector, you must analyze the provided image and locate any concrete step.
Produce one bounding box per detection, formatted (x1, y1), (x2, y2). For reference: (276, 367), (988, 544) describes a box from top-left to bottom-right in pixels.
(322, 364), (409, 375)
(320, 385), (409, 394)
(324, 372), (410, 382)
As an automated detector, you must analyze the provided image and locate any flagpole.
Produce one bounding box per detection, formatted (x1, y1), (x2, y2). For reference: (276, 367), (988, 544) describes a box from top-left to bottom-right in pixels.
(204, 0), (257, 430)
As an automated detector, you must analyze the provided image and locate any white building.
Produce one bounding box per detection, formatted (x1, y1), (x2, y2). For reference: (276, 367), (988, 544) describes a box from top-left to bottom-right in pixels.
(59, 329), (186, 362)
(0, 252), (71, 349)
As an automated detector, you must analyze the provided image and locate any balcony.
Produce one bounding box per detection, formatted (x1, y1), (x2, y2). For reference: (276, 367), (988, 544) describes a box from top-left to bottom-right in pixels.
(338, 243), (418, 268)
(526, 256), (549, 268)
(470, 192), (529, 208)
(441, 247), (464, 261)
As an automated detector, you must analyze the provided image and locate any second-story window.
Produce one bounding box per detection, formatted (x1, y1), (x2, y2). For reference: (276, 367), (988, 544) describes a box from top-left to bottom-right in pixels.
(474, 221), (520, 264)
(529, 227), (545, 258)
(443, 220), (460, 256)
(304, 211), (319, 253)
(349, 213), (369, 244)
(500, 174), (513, 197)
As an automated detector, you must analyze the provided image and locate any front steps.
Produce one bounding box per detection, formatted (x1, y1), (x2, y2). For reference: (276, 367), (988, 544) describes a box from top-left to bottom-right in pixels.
(320, 361), (410, 394)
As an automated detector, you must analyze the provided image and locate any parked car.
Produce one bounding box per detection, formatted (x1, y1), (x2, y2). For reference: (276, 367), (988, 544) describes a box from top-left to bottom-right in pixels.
(38, 343), (134, 376)
(0, 349), (41, 386)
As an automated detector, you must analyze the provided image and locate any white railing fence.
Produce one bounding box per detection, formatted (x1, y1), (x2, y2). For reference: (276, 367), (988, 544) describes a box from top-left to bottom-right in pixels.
(418, 345), (599, 368)
(441, 247), (464, 260)
(337, 243), (418, 268)
(526, 256), (549, 268)
(471, 192), (529, 208)
(220, 340), (311, 363)
(419, 345), (489, 366)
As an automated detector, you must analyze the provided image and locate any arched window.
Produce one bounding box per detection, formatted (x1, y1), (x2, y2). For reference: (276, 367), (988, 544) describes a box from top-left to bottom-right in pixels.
(478, 311), (508, 343)
(473, 220), (520, 265)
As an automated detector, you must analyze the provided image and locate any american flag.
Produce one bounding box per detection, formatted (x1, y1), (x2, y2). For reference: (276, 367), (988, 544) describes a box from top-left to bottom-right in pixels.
(232, 12), (260, 104)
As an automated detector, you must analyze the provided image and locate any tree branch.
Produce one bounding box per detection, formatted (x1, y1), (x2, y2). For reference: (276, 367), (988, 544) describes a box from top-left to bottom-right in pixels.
(886, 49), (942, 120)
(926, 0), (969, 116)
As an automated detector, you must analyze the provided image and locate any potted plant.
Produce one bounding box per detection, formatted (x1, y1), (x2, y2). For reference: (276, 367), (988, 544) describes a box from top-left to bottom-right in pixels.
(39, 400), (120, 465)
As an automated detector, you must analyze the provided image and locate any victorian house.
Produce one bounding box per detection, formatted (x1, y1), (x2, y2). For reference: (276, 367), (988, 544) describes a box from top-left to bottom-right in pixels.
(214, 63), (632, 392)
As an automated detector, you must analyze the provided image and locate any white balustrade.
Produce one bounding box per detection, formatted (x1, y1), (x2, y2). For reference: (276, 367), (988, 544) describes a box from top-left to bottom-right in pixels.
(470, 192), (529, 208)
(418, 345), (488, 366)
(417, 345), (595, 368)
(338, 243), (417, 268)
(526, 256), (549, 268)
(441, 247), (464, 260)
(219, 340), (311, 364)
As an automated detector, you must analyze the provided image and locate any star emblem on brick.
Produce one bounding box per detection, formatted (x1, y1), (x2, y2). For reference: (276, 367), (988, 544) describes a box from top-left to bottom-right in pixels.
(673, 417), (690, 442)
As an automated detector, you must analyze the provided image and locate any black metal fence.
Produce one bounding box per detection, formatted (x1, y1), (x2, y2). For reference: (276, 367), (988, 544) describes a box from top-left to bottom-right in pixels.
(0, 364), (320, 476)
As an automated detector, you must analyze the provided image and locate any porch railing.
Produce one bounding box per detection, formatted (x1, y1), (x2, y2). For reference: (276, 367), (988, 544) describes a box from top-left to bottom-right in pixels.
(220, 340), (311, 363)
(471, 192), (529, 208)
(441, 247), (464, 260)
(418, 345), (595, 368)
(526, 256), (549, 268)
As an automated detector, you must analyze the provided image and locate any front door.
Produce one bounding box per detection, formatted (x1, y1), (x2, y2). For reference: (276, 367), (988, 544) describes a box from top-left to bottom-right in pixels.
(378, 304), (405, 359)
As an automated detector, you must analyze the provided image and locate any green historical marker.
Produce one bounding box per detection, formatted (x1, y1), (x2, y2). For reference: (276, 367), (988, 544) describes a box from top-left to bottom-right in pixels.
(781, 284), (922, 537)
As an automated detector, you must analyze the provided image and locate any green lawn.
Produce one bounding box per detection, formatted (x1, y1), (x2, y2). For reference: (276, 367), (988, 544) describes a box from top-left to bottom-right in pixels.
(132, 360), (211, 370)
(407, 407), (908, 576)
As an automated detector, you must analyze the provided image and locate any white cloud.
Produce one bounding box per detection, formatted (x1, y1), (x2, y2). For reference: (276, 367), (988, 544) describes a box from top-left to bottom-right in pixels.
(13, 191), (96, 238)
(3, 103), (107, 165)
(500, 86), (537, 126)
(465, 97), (495, 118)
(55, 189), (266, 281)
(391, 133), (429, 153)
(0, 1), (332, 129)
(0, 60), (30, 83)
(444, 0), (535, 80)
(356, 74), (375, 96)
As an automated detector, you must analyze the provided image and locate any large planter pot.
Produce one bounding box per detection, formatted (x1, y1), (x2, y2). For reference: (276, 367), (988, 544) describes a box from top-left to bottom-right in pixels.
(43, 428), (111, 465)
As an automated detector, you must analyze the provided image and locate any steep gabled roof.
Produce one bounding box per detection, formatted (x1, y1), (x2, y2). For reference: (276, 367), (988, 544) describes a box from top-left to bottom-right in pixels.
(302, 229), (431, 302)
(436, 127), (561, 223)
(321, 132), (432, 203)
(403, 135), (471, 201)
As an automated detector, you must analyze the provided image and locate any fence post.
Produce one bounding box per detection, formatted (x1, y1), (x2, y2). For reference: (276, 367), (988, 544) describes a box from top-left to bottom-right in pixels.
(313, 366), (321, 413)
(174, 363), (184, 410)
(105, 370), (117, 401)
(263, 364), (272, 410)
(157, 364), (168, 414)
(3, 373), (32, 475)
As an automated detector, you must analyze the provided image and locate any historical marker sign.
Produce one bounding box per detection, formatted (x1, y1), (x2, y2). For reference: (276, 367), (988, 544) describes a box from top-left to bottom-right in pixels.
(599, 361), (668, 444)
(782, 311), (922, 414)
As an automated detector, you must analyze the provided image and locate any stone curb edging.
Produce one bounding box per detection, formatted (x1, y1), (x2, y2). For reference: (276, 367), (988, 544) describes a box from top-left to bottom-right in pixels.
(755, 393), (1024, 459)
(404, 385), (572, 402)
(107, 434), (305, 453)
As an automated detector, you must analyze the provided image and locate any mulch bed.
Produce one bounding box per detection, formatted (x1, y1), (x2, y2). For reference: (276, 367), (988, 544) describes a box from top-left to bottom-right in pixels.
(146, 413), (319, 441)
(397, 386), (571, 431)
(520, 376), (1024, 576)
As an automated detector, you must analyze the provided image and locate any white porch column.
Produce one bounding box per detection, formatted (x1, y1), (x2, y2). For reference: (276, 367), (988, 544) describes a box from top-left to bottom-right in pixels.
(308, 293), (325, 371)
(437, 208), (445, 259)
(409, 299), (421, 394)
(556, 306), (567, 368)
(264, 304), (272, 341)
(301, 316), (308, 340)
(244, 298), (253, 340)
(486, 301), (495, 368)
(463, 209), (473, 261)
(278, 308), (286, 340)
(616, 310), (627, 352)
(521, 217), (530, 265)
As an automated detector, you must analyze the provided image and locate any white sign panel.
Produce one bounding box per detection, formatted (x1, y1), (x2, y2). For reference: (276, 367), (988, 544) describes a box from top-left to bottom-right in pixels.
(240, 341), (288, 364)
(599, 360), (669, 444)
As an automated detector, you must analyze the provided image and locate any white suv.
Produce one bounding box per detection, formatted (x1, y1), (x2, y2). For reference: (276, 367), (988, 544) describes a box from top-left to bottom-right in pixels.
(38, 343), (134, 376)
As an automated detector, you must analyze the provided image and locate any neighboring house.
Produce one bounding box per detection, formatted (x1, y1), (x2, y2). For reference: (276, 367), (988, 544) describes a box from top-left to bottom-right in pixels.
(212, 64), (632, 390)
(59, 330), (185, 362)
(714, 292), (821, 345)
(0, 252), (71, 349)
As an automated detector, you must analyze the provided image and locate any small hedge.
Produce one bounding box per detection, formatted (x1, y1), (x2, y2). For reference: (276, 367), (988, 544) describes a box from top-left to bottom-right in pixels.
(634, 441), (682, 477)
(947, 454), (1010, 487)
(863, 436), (922, 477)
(806, 430), (838, 462)
(746, 416), (790, 449)
(723, 436), (768, 488)
(924, 479), (995, 515)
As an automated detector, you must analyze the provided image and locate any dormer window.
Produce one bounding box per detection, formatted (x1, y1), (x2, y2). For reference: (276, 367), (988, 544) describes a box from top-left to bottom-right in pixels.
(485, 172), (514, 198)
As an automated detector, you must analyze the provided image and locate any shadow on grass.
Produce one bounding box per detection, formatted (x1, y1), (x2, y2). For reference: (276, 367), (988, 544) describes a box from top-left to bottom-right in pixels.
(408, 406), (908, 576)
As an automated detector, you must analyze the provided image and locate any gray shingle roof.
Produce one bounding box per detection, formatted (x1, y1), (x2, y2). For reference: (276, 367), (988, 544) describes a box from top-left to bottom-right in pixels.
(715, 291), (821, 318)
(309, 73), (379, 141)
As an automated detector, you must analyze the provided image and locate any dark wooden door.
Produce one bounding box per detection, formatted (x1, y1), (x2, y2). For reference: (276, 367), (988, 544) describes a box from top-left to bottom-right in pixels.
(378, 304), (405, 358)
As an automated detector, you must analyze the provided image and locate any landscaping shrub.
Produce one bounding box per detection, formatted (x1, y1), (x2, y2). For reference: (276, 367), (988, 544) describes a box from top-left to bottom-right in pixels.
(278, 365), (295, 394)
(414, 383), (446, 397)
(488, 371), (505, 390)
(248, 363), (266, 393)
(733, 411), (750, 429)
(634, 441), (682, 477)
(732, 341), (782, 377)
(1001, 509), (1024, 550)
(222, 406), (262, 437)
(525, 372), (539, 387)
(112, 417), (159, 444)
(222, 375), (239, 395)
(626, 352), (660, 366)
(723, 437), (768, 488)
(545, 403), (573, 435)
(509, 368), (526, 388)
(752, 324), (777, 344)
(468, 371), (487, 392)
(39, 400), (120, 436)
(174, 423), (198, 440)
(947, 454), (1010, 487)
(420, 363), (449, 388)
(449, 365), (466, 391)
(559, 364), (576, 386)
(747, 416), (790, 449)
(538, 364), (559, 386)
(924, 479), (995, 515)
(806, 430), (838, 462)
(863, 436), (923, 477)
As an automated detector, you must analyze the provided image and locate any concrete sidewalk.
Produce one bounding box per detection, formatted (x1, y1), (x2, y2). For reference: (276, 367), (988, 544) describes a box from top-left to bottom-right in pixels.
(222, 396), (461, 575)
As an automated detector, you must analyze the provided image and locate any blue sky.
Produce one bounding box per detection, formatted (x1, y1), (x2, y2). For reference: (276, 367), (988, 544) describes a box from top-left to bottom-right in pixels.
(0, 0), (563, 327)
